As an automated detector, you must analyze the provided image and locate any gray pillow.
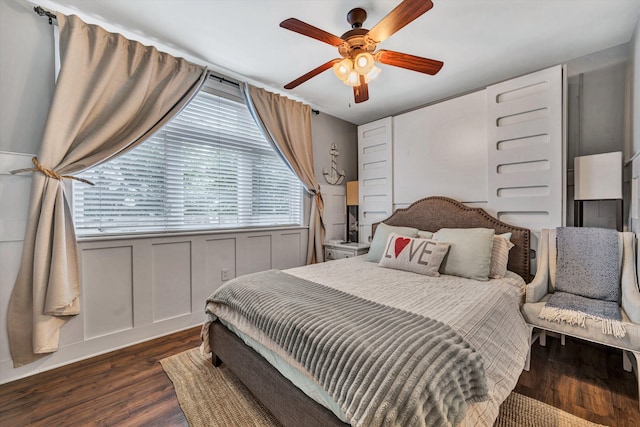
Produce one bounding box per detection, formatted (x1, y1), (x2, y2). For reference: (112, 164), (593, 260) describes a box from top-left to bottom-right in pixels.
(433, 228), (495, 281)
(366, 222), (419, 262)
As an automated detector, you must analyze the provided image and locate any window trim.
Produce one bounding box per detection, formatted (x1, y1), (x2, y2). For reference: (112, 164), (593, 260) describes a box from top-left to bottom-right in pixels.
(75, 223), (310, 243)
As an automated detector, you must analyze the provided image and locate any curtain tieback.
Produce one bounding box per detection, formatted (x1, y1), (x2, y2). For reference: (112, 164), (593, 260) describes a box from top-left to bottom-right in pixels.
(10, 157), (95, 185)
(11, 157), (95, 185)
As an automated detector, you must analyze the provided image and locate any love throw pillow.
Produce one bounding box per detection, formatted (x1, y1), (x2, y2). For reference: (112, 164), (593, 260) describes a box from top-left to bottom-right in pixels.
(378, 233), (450, 276)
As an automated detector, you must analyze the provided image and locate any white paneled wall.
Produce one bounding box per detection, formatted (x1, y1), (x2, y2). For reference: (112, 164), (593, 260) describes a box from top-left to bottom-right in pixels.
(486, 65), (566, 236)
(0, 147), (308, 384)
(357, 117), (393, 243)
(320, 184), (346, 242)
(393, 90), (488, 206)
(0, 152), (34, 368)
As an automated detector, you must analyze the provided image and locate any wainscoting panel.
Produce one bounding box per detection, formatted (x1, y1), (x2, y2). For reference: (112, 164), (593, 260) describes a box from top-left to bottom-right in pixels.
(237, 234), (272, 276)
(273, 231), (303, 270)
(0, 151), (33, 243)
(0, 226), (307, 385)
(0, 241), (24, 362)
(205, 237), (237, 293)
(151, 241), (192, 322)
(81, 246), (134, 340)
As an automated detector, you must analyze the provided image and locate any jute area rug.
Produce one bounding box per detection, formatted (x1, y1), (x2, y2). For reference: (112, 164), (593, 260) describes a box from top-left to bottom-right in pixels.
(160, 348), (606, 427)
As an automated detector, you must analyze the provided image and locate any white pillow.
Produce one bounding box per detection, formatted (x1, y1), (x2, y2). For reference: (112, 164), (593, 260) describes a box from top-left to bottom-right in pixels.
(489, 233), (514, 279)
(433, 228), (495, 281)
(378, 233), (450, 276)
(417, 230), (434, 239)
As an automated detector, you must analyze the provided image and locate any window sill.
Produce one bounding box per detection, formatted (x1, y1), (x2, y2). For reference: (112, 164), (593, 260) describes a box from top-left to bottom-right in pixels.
(77, 224), (309, 243)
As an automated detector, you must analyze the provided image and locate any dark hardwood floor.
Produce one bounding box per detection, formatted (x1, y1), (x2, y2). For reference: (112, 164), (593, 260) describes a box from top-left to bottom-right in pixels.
(0, 327), (201, 427)
(1, 327), (638, 426)
(515, 335), (640, 427)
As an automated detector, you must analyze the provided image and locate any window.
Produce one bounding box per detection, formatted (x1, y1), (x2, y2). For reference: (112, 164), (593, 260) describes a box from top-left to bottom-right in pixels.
(73, 84), (303, 235)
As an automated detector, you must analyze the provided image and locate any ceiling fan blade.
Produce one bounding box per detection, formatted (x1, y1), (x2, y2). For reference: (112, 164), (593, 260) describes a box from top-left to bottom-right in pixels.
(284, 59), (342, 89)
(280, 18), (344, 46)
(353, 75), (369, 103)
(375, 50), (443, 75)
(368, 0), (434, 43)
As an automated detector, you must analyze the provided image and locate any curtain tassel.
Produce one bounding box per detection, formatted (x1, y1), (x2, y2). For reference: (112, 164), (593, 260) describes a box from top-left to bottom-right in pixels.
(10, 157), (95, 185)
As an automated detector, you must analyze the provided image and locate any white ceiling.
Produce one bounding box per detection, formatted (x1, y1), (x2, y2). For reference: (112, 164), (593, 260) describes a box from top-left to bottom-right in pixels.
(36, 0), (640, 125)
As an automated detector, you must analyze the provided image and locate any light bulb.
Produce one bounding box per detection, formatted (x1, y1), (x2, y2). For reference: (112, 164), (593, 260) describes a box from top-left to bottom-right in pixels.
(364, 66), (381, 83)
(353, 52), (375, 75)
(345, 69), (360, 87)
(332, 58), (352, 82)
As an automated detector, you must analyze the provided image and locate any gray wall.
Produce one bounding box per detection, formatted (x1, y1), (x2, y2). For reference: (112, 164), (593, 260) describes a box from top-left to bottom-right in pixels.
(633, 16), (640, 157)
(565, 47), (632, 229)
(0, 0), (54, 155)
(312, 112), (358, 184)
(630, 15), (640, 241)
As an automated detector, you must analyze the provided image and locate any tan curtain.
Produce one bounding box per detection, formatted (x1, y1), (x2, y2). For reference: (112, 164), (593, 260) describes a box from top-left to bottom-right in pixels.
(242, 84), (325, 264)
(8, 13), (207, 367)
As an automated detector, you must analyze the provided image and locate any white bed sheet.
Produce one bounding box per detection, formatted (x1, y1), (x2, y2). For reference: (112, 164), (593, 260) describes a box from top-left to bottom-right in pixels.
(205, 255), (530, 426)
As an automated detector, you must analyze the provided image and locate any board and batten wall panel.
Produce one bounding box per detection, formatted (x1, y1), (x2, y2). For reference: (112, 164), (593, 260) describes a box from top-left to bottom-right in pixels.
(1, 226), (307, 384)
(273, 232), (305, 270)
(0, 152), (34, 364)
(393, 90), (488, 207)
(358, 117), (393, 243)
(151, 241), (192, 322)
(319, 184), (346, 242)
(82, 246), (134, 339)
(486, 65), (565, 236)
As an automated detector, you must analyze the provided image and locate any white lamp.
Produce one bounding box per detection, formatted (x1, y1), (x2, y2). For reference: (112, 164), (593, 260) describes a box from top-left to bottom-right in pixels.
(574, 151), (623, 230)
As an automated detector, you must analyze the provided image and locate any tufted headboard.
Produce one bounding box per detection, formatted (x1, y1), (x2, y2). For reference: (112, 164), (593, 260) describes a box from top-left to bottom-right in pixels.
(372, 196), (531, 281)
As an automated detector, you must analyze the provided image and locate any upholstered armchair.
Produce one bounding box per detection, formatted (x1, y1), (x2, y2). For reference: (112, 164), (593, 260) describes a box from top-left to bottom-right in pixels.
(521, 228), (640, 405)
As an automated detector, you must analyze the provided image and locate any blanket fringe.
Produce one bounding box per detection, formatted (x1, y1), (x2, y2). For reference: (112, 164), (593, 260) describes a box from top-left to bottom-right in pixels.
(538, 306), (626, 338)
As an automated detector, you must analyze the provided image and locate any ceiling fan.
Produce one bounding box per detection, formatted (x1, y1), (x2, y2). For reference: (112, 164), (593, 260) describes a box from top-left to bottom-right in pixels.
(279, 0), (443, 104)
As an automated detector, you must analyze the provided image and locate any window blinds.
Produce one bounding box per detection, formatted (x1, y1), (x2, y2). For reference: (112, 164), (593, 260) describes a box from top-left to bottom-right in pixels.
(74, 89), (303, 235)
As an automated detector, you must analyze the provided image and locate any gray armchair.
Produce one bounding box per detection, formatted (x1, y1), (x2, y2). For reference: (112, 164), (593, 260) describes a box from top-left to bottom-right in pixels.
(521, 228), (640, 406)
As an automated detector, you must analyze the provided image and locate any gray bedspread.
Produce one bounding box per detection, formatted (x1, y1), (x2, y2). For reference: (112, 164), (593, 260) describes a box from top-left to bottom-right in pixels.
(209, 269), (489, 427)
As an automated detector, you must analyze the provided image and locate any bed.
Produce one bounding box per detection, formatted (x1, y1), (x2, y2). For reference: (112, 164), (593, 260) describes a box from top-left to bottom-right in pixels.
(202, 196), (531, 427)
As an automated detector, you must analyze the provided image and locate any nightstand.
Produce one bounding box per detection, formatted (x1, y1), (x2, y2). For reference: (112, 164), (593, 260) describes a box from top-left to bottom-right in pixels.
(323, 242), (370, 261)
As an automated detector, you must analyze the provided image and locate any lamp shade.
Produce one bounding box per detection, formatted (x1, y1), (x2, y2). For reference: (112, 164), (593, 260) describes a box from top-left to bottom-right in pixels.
(346, 181), (359, 206)
(574, 152), (622, 200)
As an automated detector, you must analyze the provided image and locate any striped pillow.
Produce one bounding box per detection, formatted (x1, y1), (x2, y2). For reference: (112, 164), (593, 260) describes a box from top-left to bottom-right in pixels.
(489, 233), (514, 279)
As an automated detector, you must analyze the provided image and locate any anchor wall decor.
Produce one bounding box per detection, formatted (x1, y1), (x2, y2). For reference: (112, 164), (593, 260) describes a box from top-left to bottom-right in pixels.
(323, 143), (345, 185)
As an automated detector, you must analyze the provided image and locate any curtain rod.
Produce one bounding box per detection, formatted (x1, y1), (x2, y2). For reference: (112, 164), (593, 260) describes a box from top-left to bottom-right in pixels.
(34, 5), (57, 25)
(34, 5), (319, 115)
(208, 74), (319, 115)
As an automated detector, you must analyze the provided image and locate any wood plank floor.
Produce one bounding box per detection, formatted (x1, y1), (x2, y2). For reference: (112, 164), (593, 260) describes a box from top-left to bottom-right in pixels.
(515, 335), (640, 427)
(1, 328), (638, 426)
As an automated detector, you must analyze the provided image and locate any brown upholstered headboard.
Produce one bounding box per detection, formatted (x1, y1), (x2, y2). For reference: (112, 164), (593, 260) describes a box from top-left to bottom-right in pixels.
(371, 196), (531, 281)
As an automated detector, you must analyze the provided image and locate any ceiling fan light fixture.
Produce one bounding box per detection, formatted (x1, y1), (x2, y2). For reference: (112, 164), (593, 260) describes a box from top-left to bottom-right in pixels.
(280, 1), (443, 103)
(364, 66), (381, 83)
(354, 52), (375, 74)
(345, 69), (360, 87)
(333, 58), (353, 81)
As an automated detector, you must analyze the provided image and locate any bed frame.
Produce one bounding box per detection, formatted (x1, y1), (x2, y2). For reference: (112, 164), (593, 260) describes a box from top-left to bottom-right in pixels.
(208, 196), (531, 427)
